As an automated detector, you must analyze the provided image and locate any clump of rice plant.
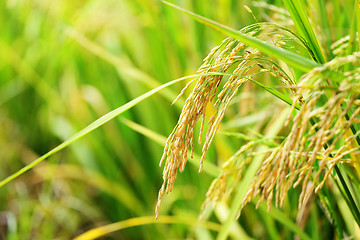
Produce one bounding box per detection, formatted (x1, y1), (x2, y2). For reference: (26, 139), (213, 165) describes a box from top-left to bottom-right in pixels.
(156, 23), (305, 218)
(1, 0), (360, 239)
(157, 2), (360, 239)
(242, 53), (360, 210)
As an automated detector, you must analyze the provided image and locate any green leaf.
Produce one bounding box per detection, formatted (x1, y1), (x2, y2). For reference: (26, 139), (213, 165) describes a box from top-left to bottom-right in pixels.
(260, 205), (312, 240)
(247, 78), (300, 110)
(162, 1), (321, 72)
(357, 1), (360, 50)
(119, 117), (221, 177)
(216, 109), (289, 240)
(73, 215), (222, 240)
(0, 76), (190, 187)
(282, 0), (326, 63)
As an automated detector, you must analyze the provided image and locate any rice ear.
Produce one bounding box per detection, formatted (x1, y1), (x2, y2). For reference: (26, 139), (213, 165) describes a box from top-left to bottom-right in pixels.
(156, 23), (304, 216)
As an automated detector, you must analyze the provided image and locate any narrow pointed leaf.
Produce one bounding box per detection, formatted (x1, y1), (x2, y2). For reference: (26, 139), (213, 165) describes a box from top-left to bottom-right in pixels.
(162, 1), (321, 72)
(0, 77), (189, 187)
(282, 0), (326, 63)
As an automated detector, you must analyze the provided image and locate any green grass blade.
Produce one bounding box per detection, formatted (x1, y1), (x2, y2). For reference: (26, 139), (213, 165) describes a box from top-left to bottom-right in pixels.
(202, 72), (300, 110)
(315, 0), (332, 58)
(331, 0), (342, 40)
(335, 165), (360, 226)
(216, 109), (289, 240)
(36, 164), (145, 215)
(258, 208), (280, 240)
(347, 2), (359, 58)
(357, 1), (360, 50)
(162, 1), (321, 73)
(309, 204), (320, 240)
(282, 0), (326, 63)
(0, 77), (189, 187)
(73, 215), (222, 240)
(215, 155), (264, 240)
(66, 27), (185, 106)
(260, 205), (312, 240)
(213, 204), (255, 240)
(119, 117), (221, 177)
(247, 78), (300, 110)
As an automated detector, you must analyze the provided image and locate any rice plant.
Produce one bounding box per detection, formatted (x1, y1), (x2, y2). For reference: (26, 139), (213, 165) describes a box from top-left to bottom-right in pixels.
(156, 1), (360, 239)
(1, 0), (360, 239)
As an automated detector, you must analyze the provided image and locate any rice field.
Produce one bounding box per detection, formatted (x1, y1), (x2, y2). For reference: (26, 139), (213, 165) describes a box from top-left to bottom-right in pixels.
(0, 0), (359, 239)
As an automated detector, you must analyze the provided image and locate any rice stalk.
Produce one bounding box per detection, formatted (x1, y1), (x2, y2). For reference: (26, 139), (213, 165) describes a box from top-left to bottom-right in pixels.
(157, 17), (360, 230)
(241, 52), (360, 211)
(156, 23), (306, 218)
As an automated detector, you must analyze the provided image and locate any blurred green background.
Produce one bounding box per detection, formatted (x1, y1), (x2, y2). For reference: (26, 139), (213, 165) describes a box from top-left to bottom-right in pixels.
(6, 0), (347, 239)
(0, 0), (263, 239)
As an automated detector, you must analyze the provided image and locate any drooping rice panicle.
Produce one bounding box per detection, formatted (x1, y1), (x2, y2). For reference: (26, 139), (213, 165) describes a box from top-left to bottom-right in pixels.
(156, 23), (307, 217)
(241, 52), (360, 211)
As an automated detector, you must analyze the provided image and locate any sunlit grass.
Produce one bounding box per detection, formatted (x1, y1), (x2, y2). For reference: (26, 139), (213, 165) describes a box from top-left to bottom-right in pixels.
(0, 0), (359, 239)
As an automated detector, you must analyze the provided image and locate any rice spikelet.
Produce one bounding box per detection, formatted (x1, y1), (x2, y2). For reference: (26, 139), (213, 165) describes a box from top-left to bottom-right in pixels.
(155, 23), (325, 218)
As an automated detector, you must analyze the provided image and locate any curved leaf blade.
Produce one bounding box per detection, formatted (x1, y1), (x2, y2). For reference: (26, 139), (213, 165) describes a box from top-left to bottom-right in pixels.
(0, 77), (189, 187)
(162, 1), (321, 72)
